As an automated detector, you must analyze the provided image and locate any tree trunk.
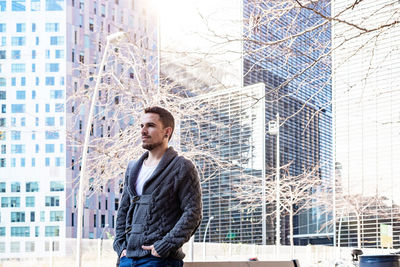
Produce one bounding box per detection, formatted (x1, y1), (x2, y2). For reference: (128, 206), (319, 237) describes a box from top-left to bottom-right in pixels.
(290, 207), (294, 259)
(356, 213), (361, 248)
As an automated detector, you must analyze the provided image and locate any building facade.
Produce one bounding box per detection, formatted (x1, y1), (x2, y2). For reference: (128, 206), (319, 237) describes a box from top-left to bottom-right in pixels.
(0, 0), (156, 257)
(333, 0), (400, 248)
(160, 0), (333, 246)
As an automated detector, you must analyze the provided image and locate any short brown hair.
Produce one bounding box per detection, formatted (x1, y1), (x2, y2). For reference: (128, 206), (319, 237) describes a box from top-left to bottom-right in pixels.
(144, 106), (175, 140)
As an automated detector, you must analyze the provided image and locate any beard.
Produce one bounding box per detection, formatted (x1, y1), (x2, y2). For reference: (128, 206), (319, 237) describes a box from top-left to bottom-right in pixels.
(142, 140), (163, 151)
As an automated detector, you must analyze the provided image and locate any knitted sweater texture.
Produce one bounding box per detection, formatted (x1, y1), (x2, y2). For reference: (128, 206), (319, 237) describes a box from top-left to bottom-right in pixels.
(113, 147), (203, 260)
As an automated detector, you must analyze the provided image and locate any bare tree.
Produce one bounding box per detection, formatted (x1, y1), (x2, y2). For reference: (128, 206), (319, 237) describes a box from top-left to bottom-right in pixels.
(67, 38), (230, 197)
(234, 163), (322, 256)
(317, 175), (393, 248)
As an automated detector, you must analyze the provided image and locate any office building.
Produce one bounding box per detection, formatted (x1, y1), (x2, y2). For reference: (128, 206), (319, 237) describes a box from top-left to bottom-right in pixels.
(0, 0), (157, 257)
(334, 0), (400, 248)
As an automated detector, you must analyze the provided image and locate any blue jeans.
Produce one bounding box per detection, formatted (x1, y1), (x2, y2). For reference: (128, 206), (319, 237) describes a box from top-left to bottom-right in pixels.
(119, 255), (183, 267)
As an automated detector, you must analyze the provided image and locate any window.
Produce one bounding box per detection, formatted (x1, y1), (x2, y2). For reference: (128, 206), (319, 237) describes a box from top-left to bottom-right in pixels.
(0, 1), (5, 12)
(1, 37), (5, 46)
(35, 144), (39, 153)
(26, 196), (35, 207)
(11, 37), (25, 46)
(31, 50), (36, 59)
(84, 35), (90, 48)
(45, 157), (50, 166)
(46, 63), (59, 72)
(89, 18), (94, 31)
(0, 182), (5, 192)
(21, 77), (25, 86)
(50, 36), (64, 45)
(31, 0), (40, 11)
(11, 144), (25, 154)
(11, 131), (21, 140)
(12, 0), (26, 11)
(40, 211), (45, 222)
(45, 23), (59, 32)
(25, 241), (35, 252)
(35, 36), (39, 45)
(55, 103), (64, 112)
(45, 117), (55, 126)
(20, 157), (25, 167)
(11, 77), (16, 86)
(50, 90), (63, 99)
(11, 227), (29, 237)
(0, 50), (5, 59)
(45, 49), (50, 58)
(11, 212), (25, 222)
(46, 77), (55, 85)
(16, 90), (25, 99)
(0, 227), (4, 236)
(21, 117), (25, 126)
(45, 103), (50, 112)
(50, 181), (64, 191)
(101, 214), (105, 227)
(46, 0), (63, 11)
(11, 50), (21, 59)
(45, 144), (54, 153)
(10, 242), (20, 252)
(10, 197), (20, 207)
(50, 211), (63, 221)
(11, 182), (20, 192)
(11, 104), (25, 113)
(11, 63), (25, 72)
(55, 157), (63, 166)
(32, 63), (36, 72)
(45, 196), (59, 206)
(32, 23), (36, 32)
(1, 104), (5, 113)
(46, 131), (59, 140)
(32, 91), (36, 99)
(55, 49), (64, 58)
(31, 157), (35, 167)
(35, 77), (39, 85)
(16, 23), (25, 32)
(45, 226), (59, 237)
(26, 182), (39, 192)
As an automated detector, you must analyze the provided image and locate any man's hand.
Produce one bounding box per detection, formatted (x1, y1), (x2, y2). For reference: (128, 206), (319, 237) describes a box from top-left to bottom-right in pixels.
(141, 245), (160, 257)
(120, 249), (127, 258)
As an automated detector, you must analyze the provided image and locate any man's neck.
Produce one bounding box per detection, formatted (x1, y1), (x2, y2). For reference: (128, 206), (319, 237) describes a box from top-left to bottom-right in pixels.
(146, 144), (168, 167)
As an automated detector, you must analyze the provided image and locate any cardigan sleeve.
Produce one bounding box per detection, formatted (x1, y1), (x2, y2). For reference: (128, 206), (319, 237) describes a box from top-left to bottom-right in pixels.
(113, 161), (134, 257)
(153, 160), (203, 257)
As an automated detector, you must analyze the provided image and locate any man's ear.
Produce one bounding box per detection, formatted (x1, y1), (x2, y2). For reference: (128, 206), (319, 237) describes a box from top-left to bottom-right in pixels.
(164, 127), (173, 139)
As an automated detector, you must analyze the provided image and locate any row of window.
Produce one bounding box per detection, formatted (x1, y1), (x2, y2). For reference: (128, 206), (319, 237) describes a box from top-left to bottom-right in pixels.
(0, 240), (61, 253)
(0, 77), (65, 88)
(0, 118), (64, 131)
(7, 211), (63, 222)
(0, 103), (64, 114)
(0, 23), (60, 33)
(0, 181), (63, 193)
(0, 63), (60, 73)
(0, 226), (60, 239)
(0, 157), (65, 167)
(0, 36), (64, 47)
(1, 196), (60, 207)
(0, 0), (64, 12)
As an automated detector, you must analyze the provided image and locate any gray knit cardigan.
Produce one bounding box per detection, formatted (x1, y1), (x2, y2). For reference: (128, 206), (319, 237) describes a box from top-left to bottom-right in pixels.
(113, 147), (203, 260)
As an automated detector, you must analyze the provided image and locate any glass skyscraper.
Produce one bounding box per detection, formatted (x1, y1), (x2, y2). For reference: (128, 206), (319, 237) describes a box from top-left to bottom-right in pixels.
(334, 0), (400, 248)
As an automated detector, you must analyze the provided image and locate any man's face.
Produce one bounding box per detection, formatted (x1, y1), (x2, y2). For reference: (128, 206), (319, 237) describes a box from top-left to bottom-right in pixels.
(140, 113), (167, 151)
